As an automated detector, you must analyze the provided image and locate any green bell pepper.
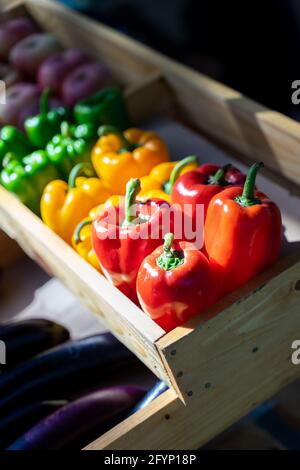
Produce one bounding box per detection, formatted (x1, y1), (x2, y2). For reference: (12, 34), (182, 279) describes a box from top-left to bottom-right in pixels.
(24, 89), (71, 149)
(0, 126), (33, 166)
(74, 87), (131, 131)
(46, 121), (94, 180)
(0, 150), (60, 215)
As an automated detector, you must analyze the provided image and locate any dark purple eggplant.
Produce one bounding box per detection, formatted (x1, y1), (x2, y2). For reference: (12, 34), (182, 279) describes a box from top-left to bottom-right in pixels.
(130, 380), (168, 415)
(8, 386), (145, 450)
(0, 399), (68, 449)
(0, 318), (70, 368)
(0, 333), (137, 414)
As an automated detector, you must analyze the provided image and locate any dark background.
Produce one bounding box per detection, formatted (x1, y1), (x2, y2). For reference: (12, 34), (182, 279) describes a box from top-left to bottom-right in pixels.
(59, 0), (300, 119)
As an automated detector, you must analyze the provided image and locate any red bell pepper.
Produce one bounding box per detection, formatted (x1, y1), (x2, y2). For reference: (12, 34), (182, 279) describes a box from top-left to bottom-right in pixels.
(137, 233), (218, 332)
(204, 162), (282, 297)
(92, 178), (173, 304)
(171, 161), (245, 221)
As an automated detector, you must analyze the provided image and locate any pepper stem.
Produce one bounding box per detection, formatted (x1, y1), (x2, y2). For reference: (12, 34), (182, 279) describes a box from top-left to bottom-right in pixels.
(74, 219), (92, 244)
(2, 152), (18, 167)
(207, 164), (231, 185)
(163, 233), (174, 253)
(156, 233), (184, 271)
(61, 121), (71, 138)
(165, 155), (198, 194)
(40, 88), (51, 115)
(123, 178), (141, 225)
(68, 162), (95, 189)
(98, 125), (136, 152)
(235, 162), (264, 207)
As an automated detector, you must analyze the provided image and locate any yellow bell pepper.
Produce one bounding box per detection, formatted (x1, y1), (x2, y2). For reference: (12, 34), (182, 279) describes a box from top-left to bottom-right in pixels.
(139, 156), (198, 202)
(72, 195), (123, 270)
(91, 125), (169, 194)
(41, 162), (112, 245)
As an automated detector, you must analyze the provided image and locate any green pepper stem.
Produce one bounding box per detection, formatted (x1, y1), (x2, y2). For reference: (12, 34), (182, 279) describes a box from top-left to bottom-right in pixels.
(74, 219), (92, 244)
(124, 178), (141, 225)
(156, 233), (184, 271)
(2, 152), (18, 167)
(207, 164), (231, 185)
(40, 88), (51, 115)
(98, 125), (135, 152)
(235, 162), (264, 207)
(68, 162), (95, 189)
(166, 155), (198, 193)
(163, 233), (174, 253)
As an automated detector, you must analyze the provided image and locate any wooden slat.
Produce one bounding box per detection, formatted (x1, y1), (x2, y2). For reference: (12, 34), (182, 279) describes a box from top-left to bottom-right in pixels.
(86, 261), (300, 450)
(22, 0), (300, 188)
(158, 256), (300, 399)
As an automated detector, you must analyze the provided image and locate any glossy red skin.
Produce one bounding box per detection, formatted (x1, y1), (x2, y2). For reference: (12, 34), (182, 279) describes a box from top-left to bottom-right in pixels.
(0, 18), (38, 60)
(61, 62), (111, 107)
(10, 33), (62, 78)
(0, 82), (40, 126)
(92, 199), (173, 304)
(137, 241), (218, 332)
(38, 49), (88, 94)
(204, 186), (282, 297)
(171, 163), (245, 222)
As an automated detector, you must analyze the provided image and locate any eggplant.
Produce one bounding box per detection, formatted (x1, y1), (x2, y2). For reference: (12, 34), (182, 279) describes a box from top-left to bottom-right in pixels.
(0, 318), (70, 368)
(8, 386), (145, 450)
(0, 333), (137, 414)
(131, 380), (168, 414)
(0, 399), (68, 449)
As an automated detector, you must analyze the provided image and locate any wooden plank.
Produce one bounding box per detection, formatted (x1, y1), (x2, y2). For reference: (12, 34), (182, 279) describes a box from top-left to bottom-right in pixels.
(158, 256), (300, 398)
(86, 261), (300, 450)
(0, 186), (173, 385)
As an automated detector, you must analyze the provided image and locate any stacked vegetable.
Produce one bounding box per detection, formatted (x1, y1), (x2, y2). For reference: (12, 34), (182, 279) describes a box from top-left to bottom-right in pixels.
(0, 16), (282, 333)
(0, 318), (166, 449)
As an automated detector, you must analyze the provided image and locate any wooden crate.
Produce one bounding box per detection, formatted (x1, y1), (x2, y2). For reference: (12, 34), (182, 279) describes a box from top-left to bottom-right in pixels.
(1, 0), (300, 450)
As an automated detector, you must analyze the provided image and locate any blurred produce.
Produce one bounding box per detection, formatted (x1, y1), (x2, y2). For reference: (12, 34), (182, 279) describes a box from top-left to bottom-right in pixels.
(0, 400), (68, 449)
(38, 48), (88, 94)
(8, 386), (145, 450)
(0, 151), (60, 215)
(74, 86), (131, 130)
(61, 62), (112, 107)
(0, 62), (20, 87)
(0, 125), (33, 166)
(0, 318), (70, 368)
(0, 17), (38, 60)
(10, 33), (62, 78)
(25, 89), (71, 148)
(0, 83), (40, 126)
(17, 95), (65, 132)
(0, 333), (137, 414)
